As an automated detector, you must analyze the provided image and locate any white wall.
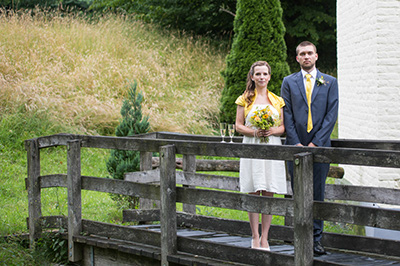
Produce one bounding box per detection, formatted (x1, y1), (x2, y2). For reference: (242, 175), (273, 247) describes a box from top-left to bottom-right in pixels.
(337, 0), (400, 188)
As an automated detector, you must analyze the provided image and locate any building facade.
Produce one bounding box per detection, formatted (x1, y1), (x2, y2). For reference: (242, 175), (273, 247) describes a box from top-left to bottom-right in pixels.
(337, 0), (400, 188)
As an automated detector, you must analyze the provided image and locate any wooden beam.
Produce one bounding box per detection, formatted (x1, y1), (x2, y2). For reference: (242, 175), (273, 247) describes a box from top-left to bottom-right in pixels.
(67, 140), (83, 262)
(176, 187), (294, 216)
(151, 157), (344, 178)
(39, 174), (400, 208)
(182, 154), (196, 214)
(32, 134), (400, 168)
(139, 151), (159, 209)
(82, 219), (160, 247)
(125, 170), (240, 190)
(25, 139), (42, 247)
(325, 184), (400, 205)
(160, 145), (177, 265)
(293, 152), (314, 266)
(315, 201), (400, 231)
(81, 176), (161, 200)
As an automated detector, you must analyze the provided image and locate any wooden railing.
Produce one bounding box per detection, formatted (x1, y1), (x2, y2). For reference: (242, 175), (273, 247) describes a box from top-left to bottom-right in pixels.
(25, 132), (400, 266)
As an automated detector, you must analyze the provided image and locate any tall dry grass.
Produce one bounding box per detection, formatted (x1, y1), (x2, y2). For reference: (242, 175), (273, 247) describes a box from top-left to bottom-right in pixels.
(0, 9), (227, 135)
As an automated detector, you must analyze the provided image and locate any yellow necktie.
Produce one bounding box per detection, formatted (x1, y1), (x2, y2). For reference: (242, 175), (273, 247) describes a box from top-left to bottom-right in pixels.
(305, 74), (313, 133)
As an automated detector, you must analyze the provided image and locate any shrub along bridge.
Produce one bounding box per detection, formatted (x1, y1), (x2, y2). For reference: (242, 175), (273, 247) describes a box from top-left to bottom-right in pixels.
(25, 132), (400, 265)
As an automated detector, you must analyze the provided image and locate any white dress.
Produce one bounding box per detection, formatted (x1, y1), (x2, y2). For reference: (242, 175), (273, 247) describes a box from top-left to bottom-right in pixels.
(239, 104), (287, 194)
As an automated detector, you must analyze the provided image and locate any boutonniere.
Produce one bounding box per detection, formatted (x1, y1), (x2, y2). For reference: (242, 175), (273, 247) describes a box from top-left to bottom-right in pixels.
(316, 76), (326, 86)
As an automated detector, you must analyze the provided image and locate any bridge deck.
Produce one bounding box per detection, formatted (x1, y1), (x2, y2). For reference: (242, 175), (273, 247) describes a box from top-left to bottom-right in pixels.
(134, 224), (400, 265)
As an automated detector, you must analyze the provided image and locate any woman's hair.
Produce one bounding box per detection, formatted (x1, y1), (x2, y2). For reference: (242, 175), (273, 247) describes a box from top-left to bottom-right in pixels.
(243, 61), (271, 104)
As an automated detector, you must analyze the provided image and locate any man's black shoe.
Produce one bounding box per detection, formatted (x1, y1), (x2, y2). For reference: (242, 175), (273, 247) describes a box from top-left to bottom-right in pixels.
(313, 241), (327, 256)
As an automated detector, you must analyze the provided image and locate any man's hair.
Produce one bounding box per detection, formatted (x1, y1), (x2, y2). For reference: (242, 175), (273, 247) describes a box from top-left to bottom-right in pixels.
(296, 41), (317, 55)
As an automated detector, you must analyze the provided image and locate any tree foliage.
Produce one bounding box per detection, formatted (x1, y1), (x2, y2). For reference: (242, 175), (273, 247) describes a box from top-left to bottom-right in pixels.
(219, 0), (290, 124)
(90, 0), (236, 38)
(0, 0), (91, 10)
(281, 0), (337, 73)
(106, 81), (150, 209)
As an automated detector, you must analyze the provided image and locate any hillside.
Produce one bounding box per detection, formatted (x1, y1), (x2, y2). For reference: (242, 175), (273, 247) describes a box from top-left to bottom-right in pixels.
(0, 10), (228, 137)
(0, 8), (228, 243)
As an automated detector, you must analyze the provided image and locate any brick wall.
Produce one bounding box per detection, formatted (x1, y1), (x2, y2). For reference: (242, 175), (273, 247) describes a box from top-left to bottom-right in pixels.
(337, 0), (400, 188)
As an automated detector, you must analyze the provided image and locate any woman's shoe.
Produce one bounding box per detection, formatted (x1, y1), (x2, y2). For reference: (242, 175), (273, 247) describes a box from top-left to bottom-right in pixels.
(251, 239), (259, 248)
(259, 241), (270, 251)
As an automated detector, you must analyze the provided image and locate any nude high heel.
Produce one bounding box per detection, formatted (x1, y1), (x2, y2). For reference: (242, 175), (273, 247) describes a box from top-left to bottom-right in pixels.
(258, 241), (270, 251)
(251, 239), (259, 248)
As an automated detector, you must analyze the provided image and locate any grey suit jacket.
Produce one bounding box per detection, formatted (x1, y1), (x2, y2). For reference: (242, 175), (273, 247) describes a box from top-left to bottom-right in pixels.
(280, 69), (338, 147)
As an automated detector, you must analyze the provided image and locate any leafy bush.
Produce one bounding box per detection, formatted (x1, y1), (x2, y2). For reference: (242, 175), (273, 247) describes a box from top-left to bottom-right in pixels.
(35, 229), (68, 264)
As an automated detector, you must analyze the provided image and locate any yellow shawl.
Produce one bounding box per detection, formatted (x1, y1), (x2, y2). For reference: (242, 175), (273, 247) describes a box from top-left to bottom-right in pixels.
(235, 89), (285, 118)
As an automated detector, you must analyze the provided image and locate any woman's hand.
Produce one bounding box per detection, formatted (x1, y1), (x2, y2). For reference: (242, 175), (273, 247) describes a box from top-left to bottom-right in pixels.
(263, 126), (284, 137)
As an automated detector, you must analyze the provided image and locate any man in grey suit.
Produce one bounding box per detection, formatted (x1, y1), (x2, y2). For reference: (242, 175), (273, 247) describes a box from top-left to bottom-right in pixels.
(280, 41), (338, 255)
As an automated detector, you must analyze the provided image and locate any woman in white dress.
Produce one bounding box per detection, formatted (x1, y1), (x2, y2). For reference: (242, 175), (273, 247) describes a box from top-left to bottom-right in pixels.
(235, 61), (287, 250)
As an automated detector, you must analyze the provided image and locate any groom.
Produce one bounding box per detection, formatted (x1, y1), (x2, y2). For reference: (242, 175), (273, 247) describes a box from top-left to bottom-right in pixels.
(280, 41), (338, 255)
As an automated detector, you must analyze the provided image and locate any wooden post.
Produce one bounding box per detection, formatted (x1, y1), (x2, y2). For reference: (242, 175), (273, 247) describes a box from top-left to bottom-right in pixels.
(293, 152), (314, 266)
(67, 140), (82, 262)
(160, 145), (177, 266)
(139, 151), (159, 209)
(26, 139), (42, 248)
(182, 154), (196, 214)
(284, 161), (293, 227)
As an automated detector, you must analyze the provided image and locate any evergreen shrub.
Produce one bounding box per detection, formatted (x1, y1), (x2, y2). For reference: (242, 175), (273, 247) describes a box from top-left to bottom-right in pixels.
(220, 0), (290, 124)
(106, 81), (150, 209)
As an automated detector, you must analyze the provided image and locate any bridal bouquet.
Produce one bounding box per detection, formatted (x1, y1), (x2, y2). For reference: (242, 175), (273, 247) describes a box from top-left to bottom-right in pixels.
(249, 106), (280, 143)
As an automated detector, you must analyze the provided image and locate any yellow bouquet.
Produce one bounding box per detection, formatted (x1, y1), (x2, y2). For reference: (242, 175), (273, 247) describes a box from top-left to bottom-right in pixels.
(249, 106), (280, 143)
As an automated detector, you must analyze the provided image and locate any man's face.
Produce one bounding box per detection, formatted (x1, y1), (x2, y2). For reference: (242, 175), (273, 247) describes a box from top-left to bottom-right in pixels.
(296, 45), (318, 71)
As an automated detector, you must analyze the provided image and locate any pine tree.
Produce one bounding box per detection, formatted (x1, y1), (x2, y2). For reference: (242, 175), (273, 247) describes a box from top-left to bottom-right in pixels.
(106, 81), (150, 209)
(220, 0), (290, 124)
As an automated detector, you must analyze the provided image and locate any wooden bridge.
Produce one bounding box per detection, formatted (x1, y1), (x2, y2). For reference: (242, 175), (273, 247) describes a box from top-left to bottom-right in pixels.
(25, 132), (400, 265)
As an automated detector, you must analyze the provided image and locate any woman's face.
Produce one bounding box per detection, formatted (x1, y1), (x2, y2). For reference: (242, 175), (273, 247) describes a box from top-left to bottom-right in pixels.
(251, 65), (270, 89)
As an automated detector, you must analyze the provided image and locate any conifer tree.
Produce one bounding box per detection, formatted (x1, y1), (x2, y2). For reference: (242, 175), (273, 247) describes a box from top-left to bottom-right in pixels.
(106, 81), (150, 208)
(220, 0), (290, 124)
